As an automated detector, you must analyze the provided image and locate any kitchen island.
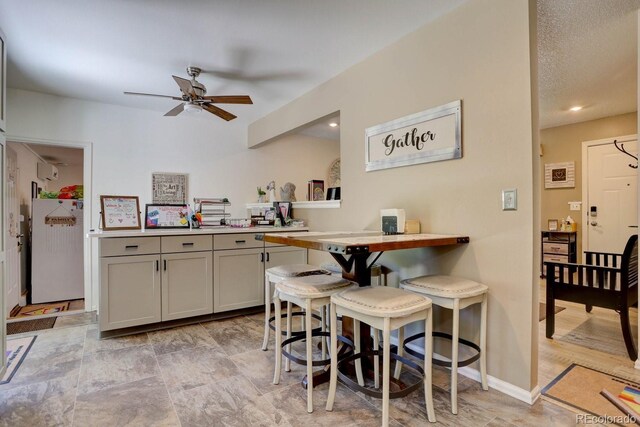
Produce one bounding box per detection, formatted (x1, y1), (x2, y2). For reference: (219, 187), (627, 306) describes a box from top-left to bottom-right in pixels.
(89, 226), (308, 337)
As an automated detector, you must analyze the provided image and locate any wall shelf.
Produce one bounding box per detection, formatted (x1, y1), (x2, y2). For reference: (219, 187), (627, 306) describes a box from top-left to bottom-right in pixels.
(246, 200), (341, 210)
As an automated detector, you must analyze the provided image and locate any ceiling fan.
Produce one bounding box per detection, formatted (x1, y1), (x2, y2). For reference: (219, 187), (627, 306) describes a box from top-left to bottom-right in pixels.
(124, 66), (253, 121)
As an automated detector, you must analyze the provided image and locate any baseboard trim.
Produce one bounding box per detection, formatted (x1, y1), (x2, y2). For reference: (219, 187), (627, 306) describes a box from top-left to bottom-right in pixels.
(458, 366), (541, 405)
(634, 359), (640, 370)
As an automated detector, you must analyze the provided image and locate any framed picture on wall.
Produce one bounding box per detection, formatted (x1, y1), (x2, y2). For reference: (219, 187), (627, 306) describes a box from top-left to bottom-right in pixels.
(544, 162), (575, 189)
(100, 195), (141, 230)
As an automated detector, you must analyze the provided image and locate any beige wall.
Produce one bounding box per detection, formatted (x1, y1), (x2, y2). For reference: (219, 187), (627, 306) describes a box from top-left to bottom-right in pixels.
(250, 0), (537, 393)
(540, 112), (637, 262)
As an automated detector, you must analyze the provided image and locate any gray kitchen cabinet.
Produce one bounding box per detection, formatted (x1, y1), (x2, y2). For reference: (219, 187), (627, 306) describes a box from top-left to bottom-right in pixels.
(99, 254), (161, 331)
(161, 251), (213, 320)
(265, 245), (308, 270)
(213, 247), (264, 313)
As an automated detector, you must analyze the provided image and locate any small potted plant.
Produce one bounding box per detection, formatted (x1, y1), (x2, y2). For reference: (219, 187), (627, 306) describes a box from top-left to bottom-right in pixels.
(257, 187), (267, 203)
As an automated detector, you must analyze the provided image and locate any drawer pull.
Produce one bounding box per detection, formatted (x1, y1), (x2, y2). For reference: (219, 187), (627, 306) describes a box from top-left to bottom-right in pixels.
(182, 242), (194, 247)
(164, 260), (167, 271)
(156, 260), (159, 271)
(125, 245), (139, 249)
(235, 240), (246, 244)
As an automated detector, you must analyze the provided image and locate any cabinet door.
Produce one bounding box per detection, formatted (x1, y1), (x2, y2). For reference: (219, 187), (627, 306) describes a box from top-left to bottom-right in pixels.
(265, 246), (308, 270)
(213, 248), (264, 313)
(100, 255), (161, 331)
(162, 251), (213, 321)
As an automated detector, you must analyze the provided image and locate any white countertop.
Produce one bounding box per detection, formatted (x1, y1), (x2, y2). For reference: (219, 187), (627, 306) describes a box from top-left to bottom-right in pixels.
(87, 226), (309, 238)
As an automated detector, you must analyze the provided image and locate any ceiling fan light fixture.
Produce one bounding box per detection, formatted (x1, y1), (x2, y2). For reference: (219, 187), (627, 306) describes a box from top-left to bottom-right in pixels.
(184, 102), (202, 113)
(328, 122), (339, 127)
(569, 106), (583, 112)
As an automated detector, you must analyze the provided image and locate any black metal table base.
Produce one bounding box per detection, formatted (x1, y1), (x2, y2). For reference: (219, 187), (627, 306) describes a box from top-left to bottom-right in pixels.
(403, 331), (481, 367)
(281, 332), (354, 367)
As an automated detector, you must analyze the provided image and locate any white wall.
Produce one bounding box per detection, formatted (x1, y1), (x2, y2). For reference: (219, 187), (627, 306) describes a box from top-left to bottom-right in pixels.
(6, 142), (48, 210)
(250, 0), (538, 395)
(6, 88), (340, 309)
(54, 164), (83, 191)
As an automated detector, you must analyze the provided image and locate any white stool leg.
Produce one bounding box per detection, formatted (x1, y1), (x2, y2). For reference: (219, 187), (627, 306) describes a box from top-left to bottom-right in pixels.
(305, 299), (314, 413)
(424, 307), (436, 422)
(393, 326), (404, 380)
(382, 318), (391, 427)
(273, 293), (282, 385)
(321, 305), (327, 360)
(326, 302), (338, 411)
(285, 301), (293, 372)
(451, 298), (460, 415)
(373, 328), (380, 389)
(480, 293), (488, 391)
(354, 319), (365, 387)
(262, 274), (272, 351)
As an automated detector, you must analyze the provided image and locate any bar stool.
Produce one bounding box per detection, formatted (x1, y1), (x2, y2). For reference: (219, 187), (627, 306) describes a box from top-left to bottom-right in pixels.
(273, 274), (356, 413)
(321, 262), (390, 286)
(326, 286), (436, 426)
(399, 275), (488, 415)
(262, 264), (330, 351)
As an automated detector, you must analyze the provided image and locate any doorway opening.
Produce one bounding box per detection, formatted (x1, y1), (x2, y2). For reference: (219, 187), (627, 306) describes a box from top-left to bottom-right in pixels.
(4, 139), (92, 331)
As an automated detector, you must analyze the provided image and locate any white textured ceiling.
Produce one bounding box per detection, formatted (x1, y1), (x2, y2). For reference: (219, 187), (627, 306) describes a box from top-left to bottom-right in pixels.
(0, 0), (467, 125)
(537, 0), (640, 129)
(26, 144), (83, 167)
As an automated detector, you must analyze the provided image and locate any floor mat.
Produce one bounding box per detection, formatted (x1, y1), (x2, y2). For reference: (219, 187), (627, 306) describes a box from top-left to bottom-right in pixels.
(14, 301), (70, 317)
(1, 336), (36, 384)
(7, 317), (57, 335)
(542, 364), (640, 426)
(539, 302), (565, 321)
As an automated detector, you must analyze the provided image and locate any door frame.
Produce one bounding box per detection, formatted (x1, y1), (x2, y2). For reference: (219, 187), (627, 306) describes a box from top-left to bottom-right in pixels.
(6, 135), (93, 312)
(580, 133), (637, 257)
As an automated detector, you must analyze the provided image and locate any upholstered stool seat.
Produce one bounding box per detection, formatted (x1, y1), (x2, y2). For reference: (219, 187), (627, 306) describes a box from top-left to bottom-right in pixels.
(273, 275), (356, 413)
(262, 264), (330, 351)
(326, 286), (436, 426)
(400, 275), (489, 415)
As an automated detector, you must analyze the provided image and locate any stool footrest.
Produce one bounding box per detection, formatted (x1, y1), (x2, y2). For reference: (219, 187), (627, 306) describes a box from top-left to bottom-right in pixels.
(403, 331), (481, 367)
(281, 333), (353, 367)
(337, 350), (424, 399)
(268, 311), (322, 336)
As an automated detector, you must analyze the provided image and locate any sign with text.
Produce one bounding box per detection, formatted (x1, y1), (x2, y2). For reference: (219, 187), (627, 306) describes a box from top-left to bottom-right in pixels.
(365, 100), (462, 172)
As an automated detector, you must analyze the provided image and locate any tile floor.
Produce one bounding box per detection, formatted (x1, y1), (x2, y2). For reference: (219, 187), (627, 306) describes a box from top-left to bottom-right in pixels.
(1, 310), (580, 426)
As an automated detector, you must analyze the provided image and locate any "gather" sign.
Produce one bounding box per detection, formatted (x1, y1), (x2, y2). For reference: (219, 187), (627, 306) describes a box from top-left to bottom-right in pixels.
(365, 100), (462, 172)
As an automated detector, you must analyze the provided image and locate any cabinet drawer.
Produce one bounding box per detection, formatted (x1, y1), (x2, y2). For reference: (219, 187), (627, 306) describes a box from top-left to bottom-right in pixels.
(543, 242), (569, 255)
(101, 237), (160, 257)
(214, 233), (263, 250)
(543, 254), (569, 263)
(162, 235), (212, 253)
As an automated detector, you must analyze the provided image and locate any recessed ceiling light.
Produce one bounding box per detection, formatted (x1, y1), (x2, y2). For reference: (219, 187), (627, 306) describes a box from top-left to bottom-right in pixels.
(328, 122), (338, 127)
(569, 106), (583, 112)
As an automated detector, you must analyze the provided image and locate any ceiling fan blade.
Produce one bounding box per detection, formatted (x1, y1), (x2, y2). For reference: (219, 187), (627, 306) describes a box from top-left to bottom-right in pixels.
(202, 95), (253, 104)
(164, 103), (185, 117)
(124, 91), (182, 100)
(202, 104), (237, 121)
(172, 76), (195, 97)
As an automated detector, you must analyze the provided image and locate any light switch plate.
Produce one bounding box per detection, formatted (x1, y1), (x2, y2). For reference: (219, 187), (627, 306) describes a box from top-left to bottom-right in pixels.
(502, 189), (517, 211)
(568, 201), (582, 211)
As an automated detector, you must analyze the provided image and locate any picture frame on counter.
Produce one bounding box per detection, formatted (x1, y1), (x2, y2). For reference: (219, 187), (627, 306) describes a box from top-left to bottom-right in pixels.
(144, 204), (190, 229)
(548, 219), (559, 231)
(365, 99), (462, 172)
(100, 195), (141, 230)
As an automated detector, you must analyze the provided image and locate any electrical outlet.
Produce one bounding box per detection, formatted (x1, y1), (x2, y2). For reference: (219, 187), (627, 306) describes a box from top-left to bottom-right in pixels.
(502, 189), (517, 211)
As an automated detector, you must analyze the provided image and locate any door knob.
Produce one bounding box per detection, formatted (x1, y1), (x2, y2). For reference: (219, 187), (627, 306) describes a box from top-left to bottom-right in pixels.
(590, 221), (598, 226)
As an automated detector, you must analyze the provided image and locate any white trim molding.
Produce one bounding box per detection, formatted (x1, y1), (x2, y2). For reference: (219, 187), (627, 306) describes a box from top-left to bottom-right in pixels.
(458, 366), (541, 405)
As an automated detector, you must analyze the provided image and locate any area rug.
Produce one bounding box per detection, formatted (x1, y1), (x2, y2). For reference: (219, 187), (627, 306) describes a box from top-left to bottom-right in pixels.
(558, 316), (638, 358)
(539, 302), (565, 321)
(0, 336), (36, 384)
(542, 364), (640, 426)
(15, 301), (70, 317)
(7, 317), (57, 335)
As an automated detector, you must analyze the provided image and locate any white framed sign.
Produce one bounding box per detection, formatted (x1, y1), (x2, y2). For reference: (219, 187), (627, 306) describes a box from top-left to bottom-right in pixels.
(152, 172), (188, 204)
(365, 100), (462, 172)
(544, 162), (575, 189)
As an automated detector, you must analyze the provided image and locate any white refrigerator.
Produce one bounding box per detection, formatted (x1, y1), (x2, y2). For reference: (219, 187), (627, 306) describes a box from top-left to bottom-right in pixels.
(31, 199), (84, 304)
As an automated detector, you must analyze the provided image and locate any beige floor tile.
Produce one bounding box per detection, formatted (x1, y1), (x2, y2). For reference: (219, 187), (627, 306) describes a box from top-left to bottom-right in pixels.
(74, 376), (179, 426)
(147, 323), (220, 355)
(171, 375), (290, 426)
(53, 311), (96, 329)
(84, 324), (149, 354)
(77, 344), (159, 395)
(201, 316), (265, 356)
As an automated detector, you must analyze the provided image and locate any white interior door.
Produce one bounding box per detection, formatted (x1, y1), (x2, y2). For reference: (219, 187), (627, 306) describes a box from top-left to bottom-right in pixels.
(583, 136), (638, 254)
(5, 145), (18, 313)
